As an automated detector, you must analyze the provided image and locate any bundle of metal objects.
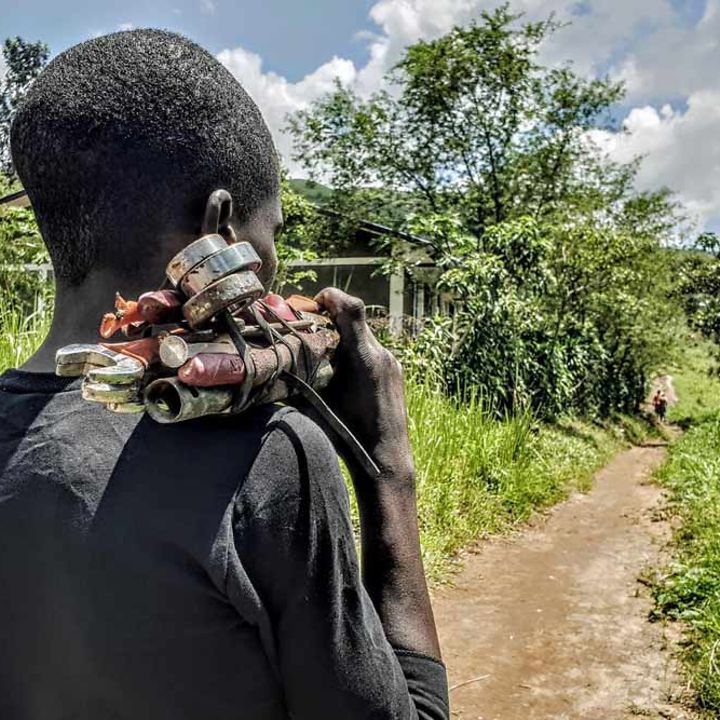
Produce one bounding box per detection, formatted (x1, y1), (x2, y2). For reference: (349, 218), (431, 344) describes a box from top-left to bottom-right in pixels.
(55, 231), (337, 420)
(54, 190), (379, 476)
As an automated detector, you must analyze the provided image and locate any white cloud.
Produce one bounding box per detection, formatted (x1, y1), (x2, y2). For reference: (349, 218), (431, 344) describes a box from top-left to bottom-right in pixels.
(591, 92), (720, 231)
(217, 0), (720, 230)
(217, 47), (356, 169)
(118, 22), (135, 31)
(200, 0), (216, 16)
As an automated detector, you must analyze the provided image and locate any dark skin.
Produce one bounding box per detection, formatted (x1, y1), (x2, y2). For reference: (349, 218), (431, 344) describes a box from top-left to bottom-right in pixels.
(21, 191), (441, 661)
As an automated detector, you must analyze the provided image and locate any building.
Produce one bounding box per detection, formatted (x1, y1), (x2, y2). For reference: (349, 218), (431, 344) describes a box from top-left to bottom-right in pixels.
(283, 215), (440, 335)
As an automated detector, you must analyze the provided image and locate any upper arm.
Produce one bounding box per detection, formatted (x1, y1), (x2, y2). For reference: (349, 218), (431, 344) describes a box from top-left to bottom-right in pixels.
(232, 411), (422, 719)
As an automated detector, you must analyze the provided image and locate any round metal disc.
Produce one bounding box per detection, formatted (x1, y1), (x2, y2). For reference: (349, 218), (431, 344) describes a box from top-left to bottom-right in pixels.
(179, 242), (262, 296)
(165, 234), (228, 287)
(159, 335), (191, 369)
(182, 271), (264, 328)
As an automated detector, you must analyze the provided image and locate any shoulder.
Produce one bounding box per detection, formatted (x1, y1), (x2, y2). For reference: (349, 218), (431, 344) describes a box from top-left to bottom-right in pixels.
(263, 408), (340, 471)
(236, 408), (349, 526)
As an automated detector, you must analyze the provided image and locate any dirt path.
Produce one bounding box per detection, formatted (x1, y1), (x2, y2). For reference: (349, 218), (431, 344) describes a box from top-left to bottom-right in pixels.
(433, 445), (695, 720)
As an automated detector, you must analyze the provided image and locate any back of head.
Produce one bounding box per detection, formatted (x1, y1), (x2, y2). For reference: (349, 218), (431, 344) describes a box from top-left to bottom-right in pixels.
(11, 29), (279, 286)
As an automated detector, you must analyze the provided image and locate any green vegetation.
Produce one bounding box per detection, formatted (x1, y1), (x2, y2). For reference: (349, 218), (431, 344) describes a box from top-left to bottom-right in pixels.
(0, 297), (51, 370)
(0, 174), (51, 311)
(407, 379), (642, 580)
(0, 36), (48, 174)
(289, 4), (682, 419)
(666, 338), (720, 425)
(653, 415), (720, 714)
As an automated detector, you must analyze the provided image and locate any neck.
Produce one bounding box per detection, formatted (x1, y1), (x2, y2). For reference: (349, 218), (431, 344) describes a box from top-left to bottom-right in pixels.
(21, 270), (162, 373)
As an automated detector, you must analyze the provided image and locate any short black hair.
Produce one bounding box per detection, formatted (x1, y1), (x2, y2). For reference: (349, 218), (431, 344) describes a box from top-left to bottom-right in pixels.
(11, 29), (280, 285)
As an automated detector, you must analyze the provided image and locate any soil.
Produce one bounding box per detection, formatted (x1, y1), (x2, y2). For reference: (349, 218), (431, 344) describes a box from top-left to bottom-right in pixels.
(433, 444), (698, 720)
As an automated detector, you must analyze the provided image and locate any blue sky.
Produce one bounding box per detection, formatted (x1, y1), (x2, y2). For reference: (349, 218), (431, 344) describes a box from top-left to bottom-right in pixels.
(2, 0), (720, 232)
(0, 0), (375, 81)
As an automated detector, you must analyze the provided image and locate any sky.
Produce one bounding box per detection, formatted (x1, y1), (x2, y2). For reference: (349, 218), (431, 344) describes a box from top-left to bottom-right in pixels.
(1, 0), (719, 233)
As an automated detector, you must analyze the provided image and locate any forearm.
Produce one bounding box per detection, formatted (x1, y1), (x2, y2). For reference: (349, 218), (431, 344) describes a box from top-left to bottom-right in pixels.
(353, 460), (441, 660)
(311, 287), (442, 661)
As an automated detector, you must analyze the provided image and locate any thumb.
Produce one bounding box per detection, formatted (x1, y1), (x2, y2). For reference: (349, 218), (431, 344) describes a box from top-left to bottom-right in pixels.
(314, 287), (370, 349)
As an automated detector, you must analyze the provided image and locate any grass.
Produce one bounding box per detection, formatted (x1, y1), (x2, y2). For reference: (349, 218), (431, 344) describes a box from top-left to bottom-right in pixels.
(666, 336), (720, 426)
(0, 297), (52, 370)
(646, 338), (720, 716)
(652, 415), (720, 715)
(406, 380), (648, 581)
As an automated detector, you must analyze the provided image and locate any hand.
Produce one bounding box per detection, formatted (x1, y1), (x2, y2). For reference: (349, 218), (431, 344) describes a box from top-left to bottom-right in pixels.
(315, 289), (440, 659)
(314, 288), (414, 485)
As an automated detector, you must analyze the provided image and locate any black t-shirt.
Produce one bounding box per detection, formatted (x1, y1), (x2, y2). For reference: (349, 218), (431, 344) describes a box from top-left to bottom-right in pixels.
(0, 370), (448, 720)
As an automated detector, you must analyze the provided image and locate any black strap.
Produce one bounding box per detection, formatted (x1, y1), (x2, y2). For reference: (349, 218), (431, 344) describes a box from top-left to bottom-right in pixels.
(281, 371), (380, 478)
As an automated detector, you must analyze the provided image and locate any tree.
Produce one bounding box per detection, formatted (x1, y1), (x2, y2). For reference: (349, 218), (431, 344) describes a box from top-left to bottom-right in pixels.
(675, 233), (720, 353)
(288, 5), (684, 418)
(288, 4), (634, 237)
(0, 36), (49, 176)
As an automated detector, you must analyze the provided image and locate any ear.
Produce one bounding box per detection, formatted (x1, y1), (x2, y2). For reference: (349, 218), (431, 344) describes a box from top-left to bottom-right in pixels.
(202, 189), (237, 243)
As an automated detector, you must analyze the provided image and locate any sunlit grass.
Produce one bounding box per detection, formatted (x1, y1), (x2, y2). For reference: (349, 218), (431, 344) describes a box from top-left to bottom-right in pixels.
(406, 379), (624, 580)
(665, 336), (720, 425)
(0, 296), (52, 371)
(653, 414), (720, 715)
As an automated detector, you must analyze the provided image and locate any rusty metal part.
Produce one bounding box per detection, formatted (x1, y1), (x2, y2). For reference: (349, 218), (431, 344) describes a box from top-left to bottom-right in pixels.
(179, 242), (262, 296)
(159, 335), (237, 369)
(286, 295), (322, 314)
(81, 379), (140, 404)
(144, 329), (339, 423)
(241, 318), (315, 338)
(165, 234), (228, 287)
(144, 378), (233, 424)
(55, 344), (145, 384)
(138, 290), (184, 324)
(56, 363), (90, 377)
(178, 353), (247, 387)
(182, 271), (264, 328)
(241, 329), (339, 403)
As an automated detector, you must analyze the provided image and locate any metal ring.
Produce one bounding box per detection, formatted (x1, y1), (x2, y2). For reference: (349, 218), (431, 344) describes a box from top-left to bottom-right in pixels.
(165, 234), (228, 287)
(182, 271), (265, 328)
(179, 242), (262, 296)
(81, 379), (140, 404)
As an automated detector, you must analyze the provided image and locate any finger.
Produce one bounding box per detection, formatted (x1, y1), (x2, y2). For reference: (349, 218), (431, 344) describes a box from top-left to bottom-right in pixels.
(286, 294), (321, 314)
(137, 290), (184, 324)
(178, 353), (247, 387)
(314, 288), (371, 347)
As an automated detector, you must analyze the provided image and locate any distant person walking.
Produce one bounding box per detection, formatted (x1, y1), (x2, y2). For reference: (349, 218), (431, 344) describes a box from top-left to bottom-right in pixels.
(652, 389), (668, 421)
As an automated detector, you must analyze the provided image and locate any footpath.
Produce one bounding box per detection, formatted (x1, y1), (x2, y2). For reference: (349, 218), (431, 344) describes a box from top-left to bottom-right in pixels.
(433, 444), (698, 720)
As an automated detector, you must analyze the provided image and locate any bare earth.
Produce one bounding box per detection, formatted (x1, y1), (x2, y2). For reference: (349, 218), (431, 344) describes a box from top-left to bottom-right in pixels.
(433, 445), (697, 720)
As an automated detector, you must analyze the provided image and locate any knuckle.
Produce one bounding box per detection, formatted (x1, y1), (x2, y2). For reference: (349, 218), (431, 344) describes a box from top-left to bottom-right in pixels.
(341, 296), (366, 322)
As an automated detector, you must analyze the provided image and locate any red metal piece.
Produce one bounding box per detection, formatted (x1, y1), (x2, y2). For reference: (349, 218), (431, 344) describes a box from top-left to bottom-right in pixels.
(99, 293), (146, 339)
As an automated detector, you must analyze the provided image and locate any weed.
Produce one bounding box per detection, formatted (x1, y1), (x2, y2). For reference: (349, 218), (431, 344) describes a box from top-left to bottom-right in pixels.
(0, 296), (52, 370)
(653, 414), (720, 713)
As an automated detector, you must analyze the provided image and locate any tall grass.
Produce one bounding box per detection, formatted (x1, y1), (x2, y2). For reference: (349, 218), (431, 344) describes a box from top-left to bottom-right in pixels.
(666, 337), (720, 426)
(406, 380), (623, 580)
(653, 415), (720, 715)
(0, 297), (52, 371)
